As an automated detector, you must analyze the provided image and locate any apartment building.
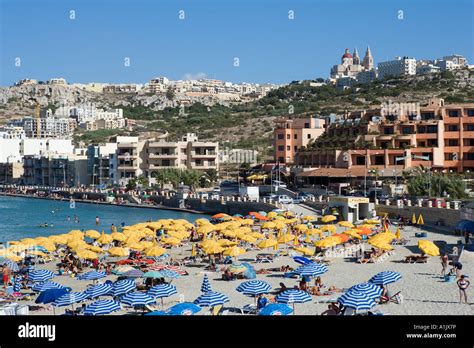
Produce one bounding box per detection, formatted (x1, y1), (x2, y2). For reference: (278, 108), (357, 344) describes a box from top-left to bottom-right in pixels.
(294, 99), (474, 181)
(378, 57), (416, 79)
(274, 116), (326, 164)
(20, 116), (77, 139)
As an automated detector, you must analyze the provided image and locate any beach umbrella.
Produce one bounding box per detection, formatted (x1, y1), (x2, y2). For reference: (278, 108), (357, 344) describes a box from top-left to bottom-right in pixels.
(28, 269), (55, 283)
(108, 247), (129, 257)
(395, 228), (401, 239)
(212, 213), (230, 219)
(315, 236), (341, 248)
(293, 247), (315, 256)
(166, 302), (201, 316)
(201, 274), (212, 293)
(96, 233), (113, 245)
(292, 256), (313, 265)
(53, 291), (88, 307)
(148, 284), (177, 308)
(68, 240), (88, 249)
(194, 291), (229, 308)
(343, 229), (362, 239)
(76, 249), (98, 260)
(257, 239), (278, 249)
(111, 279), (136, 296)
(85, 283), (113, 299)
(364, 219), (380, 225)
(258, 303), (293, 316)
(337, 290), (376, 311)
(111, 232), (127, 242)
(369, 271), (402, 286)
(302, 215), (316, 221)
(142, 271), (165, 279)
(320, 225), (336, 233)
(348, 283), (383, 302)
(293, 263), (328, 277)
(85, 230), (101, 239)
(35, 288), (69, 304)
(217, 239), (237, 247)
(84, 300), (121, 315)
(77, 270), (106, 281)
(203, 244), (225, 255)
(277, 234), (294, 244)
(121, 292), (156, 307)
(418, 240), (440, 256)
(240, 235), (257, 243)
(275, 289), (311, 314)
(13, 275), (22, 292)
(32, 281), (67, 292)
(122, 269), (144, 279)
(368, 240), (393, 251)
(86, 245), (104, 253)
(261, 222), (276, 230)
(229, 263), (248, 274)
(161, 237), (181, 246)
(125, 242), (144, 251)
(295, 224), (308, 233)
(338, 221), (354, 228)
(223, 246), (246, 257)
(417, 214), (424, 225)
(144, 245), (167, 257)
(1, 259), (19, 272)
(236, 280), (271, 296)
(321, 215), (337, 223)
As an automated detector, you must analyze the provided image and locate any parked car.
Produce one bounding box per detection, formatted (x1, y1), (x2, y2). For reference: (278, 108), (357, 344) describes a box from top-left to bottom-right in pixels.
(297, 192), (315, 201)
(272, 180), (287, 189)
(276, 195), (293, 204)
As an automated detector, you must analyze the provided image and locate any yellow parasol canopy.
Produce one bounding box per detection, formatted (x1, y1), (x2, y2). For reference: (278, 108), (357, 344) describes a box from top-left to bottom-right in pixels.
(144, 245), (167, 257)
(293, 247), (315, 256)
(418, 240), (439, 256)
(364, 219), (380, 225)
(417, 214), (424, 225)
(338, 221), (354, 228)
(261, 222), (276, 230)
(321, 215), (337, 223)
(203, 244), (225, 255)
(295, 224), (309, 233)
(85, 230), (101, 239)
(315, 236), (342, 248)
(76, 249), (98, 260)
(223, 246), (246, 257)
(343, 229), (362, 239)
(240, 234), (257, 243)
(217, 239), (237, 247)
(161, 237), (182, 246)
(257, 239), (278, 249)
(320, 225), (336, 233)
(368, 240), (393, 250)
(96, 232), (113, 245)
(87, 245), (104, 253)
(111, 232), (126, 242)
(277, 234), (295, 244)
(108, 247), (129, 257)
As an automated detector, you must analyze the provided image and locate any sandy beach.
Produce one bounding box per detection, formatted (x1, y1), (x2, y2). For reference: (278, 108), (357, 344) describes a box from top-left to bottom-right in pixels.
(8, 222), (471, 316)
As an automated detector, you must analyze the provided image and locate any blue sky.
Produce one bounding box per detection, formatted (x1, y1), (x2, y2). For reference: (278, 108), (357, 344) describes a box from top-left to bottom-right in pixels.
(1, 0), (473, 86)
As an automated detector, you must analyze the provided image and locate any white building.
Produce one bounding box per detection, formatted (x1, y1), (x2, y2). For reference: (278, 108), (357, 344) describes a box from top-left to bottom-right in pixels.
(416, 64), (441, 75)
(48, 78), (67, 85)
(378, 57), (416, 79)
(356, 69), (378, 84)
(0, 126), (26, 139)
(437, 55), (468, 72)
(20, 116), (76, 139)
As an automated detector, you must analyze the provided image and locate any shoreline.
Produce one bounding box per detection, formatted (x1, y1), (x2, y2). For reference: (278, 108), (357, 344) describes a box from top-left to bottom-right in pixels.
(0, 192), (206, 215)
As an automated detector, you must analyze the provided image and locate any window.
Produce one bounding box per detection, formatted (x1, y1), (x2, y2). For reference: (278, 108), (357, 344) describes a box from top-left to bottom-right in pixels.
(278, 157), (284, 162)
(374, 156), (384, 165)
(356, 156), (365, 165)
(465, 124), (474, 131)
(286, 134), (290, 139)
(421, 112), (435, 120)
(278, 134), (284, 139)
(448, 110), (459, 117)
(465, 153), (474, 160)
(467, 110), (474, 117)
(286, 146), (291, 151)
(427, 126), (438, 133)
(402, 127), (413, 134)
(294, 134), (298, 139)
(383, 127), (394, 134)
(294, 146), (298, 152)
(447, 125), (459, 131)
(307, 134), (311, 139)
(278, 146), (284, 151)
(447, 139), (459, 146)
(304, 123), (310, 128)
(464, 139), (474, 146)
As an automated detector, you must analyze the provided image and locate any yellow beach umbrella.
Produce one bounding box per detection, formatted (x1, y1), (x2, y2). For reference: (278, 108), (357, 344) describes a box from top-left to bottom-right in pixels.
(126, 242), (144, 251)
(395, 228), (401, 239)
(261, 222), (276, 230)
(20, 238), (36, 244)
(343, 230), (362, 240)
(140, 241), (154, 249)
(223, 246), (246, 257)
(257, 238), (278, 249)
(111, 232), (126, 242)
(3, 253), (22, 262)
(161, 237), (181, 246)
(68, 230), (84, 238)
(67, 240), (87, 249)
(217, 239), (237, 247)
(144, 245), (167, 257)
(26, 250), (47, 257)
(76, 249), (98, 260)
(295, 224), (308, 233)
(307, 228), (322, 236)
(338, 221), (354, 228)
(293, 234), (299, 246)
(85, 230), (101, 239)
(277, 234), (295, 244)
(368, 240), (393, 251)
(36, 241), (56, 251)
(315, 236), (341, 248)
(321, 215), (337, 223)
(87, 245), (104, 253)
(364, 219), (380, 225)
(251, 232), (265, 239)
(417, 214), (424, 225)
(302, 215), (317, 221)
(203, 244), (225, 255)
(293, 247), (315, 256)
(97, 232), (113, 245)
(108, 247), (129, 257)
(320, 225), (336, 234)
(418, 240), (439, 256)
(266, 212), (278, 219)
(240, 235), (257, 243)
(241, 219), (254, 226)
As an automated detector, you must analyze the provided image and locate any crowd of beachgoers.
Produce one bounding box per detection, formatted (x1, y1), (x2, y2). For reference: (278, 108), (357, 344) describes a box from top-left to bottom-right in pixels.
(0, 210), (471, 316)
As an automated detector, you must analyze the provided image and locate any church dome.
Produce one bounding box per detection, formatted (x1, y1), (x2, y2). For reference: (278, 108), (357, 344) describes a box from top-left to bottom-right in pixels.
(342, 48), (352, 59)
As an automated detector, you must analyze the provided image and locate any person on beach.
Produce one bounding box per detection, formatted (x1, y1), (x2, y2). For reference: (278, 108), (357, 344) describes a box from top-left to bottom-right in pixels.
(111, 224), (117, 233)
(457, 275), (470, 304)
(465, 230), (471, 245)
(440, 252), (449, 276)
(257, 293), (268, 310)
(321, 304), (338, 315)
(453, 261), (463, 278)
(2, 266), (10, 289)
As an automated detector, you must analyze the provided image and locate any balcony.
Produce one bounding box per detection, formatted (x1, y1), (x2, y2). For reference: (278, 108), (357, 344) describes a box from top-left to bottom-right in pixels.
(149, 153), (178, 158)
(117, 154), (137, 159)
(117, 165), (137, 171)
(148, 164), (179, 169)
(191, 152), (217, 158)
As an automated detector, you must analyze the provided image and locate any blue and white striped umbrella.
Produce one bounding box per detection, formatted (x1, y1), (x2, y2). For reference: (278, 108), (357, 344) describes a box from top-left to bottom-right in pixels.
(348, 283), (383, 301)
(275, 289), (312, 304)
(2, 259), (19, 272)
(78, 270), (106, 281)
(111, 279), (136, 296)
(369, 271), (402, 286)
(85, 283), (113, 299)
(167, 302), (201, 315)
(337, 290), (376, 311)
(258, 303), (293, 316)
(201, 274), (212, 293)
(53, 292), (88, 307)
(32, 281), (66, 292)
(292, 263), (328, 277)
(194, 291), (229, 307)
(236, 280), (272, 296)
(28, 269), (55, 283)
(84, 300), (121, 315)
(148, 284), (177, 299)
(121, 292), (156, 307)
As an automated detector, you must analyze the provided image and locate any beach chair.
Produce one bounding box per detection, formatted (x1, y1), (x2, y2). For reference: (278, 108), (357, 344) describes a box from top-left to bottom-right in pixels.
(242, 304), (258, 315)
(389, 291), (403, 304)
(342, 307), (356, 316)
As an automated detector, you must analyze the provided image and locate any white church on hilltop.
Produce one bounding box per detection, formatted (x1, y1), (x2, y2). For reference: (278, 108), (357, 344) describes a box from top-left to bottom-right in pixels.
(330, 47), (374, 79)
